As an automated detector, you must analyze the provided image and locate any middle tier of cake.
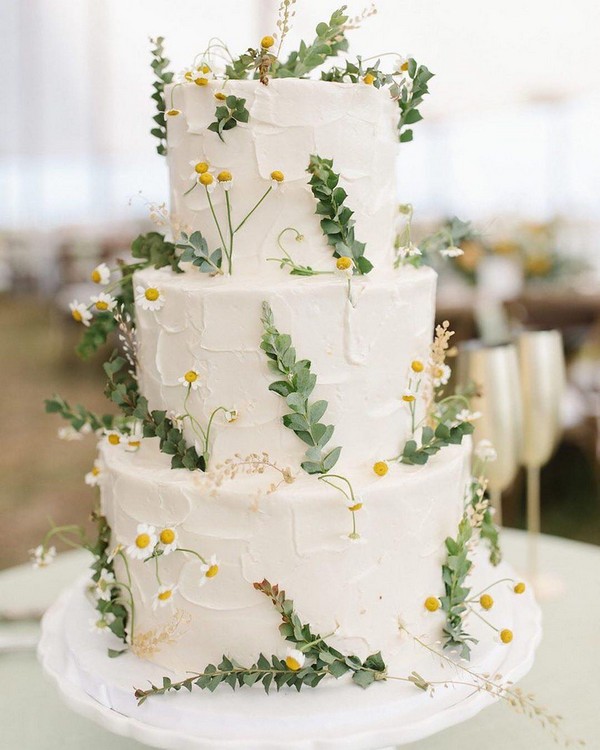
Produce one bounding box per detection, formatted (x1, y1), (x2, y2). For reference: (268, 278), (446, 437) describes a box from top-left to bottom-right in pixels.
(134, 265), (437, 472)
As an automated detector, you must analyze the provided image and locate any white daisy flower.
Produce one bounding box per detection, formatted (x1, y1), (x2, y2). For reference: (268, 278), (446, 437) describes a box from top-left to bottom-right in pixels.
(166, 410), (185, 430)
(90, 292), (117, 313)
(178, 370), (201, 390)
(95, 569), (116, 601)
(126, 523), (157, 560)
(346, 495), (364, 512)
(224, 409), (238, 423)
(58, 425), (83, 441)
(69, 300), (92, 327)
(410, 358), (425, 374)
(401, 387), (416, 403)
(440, 246), (464, 258)
(89, 612), (116, 634)
(158, 527), (179, 555)
(475, 439), (498, 462)
(189, 159), (210, 181)
(455, 409), (482, 424)
(153, 584), (178, 610)
(199, 554), (220, 585)
(397, 243), (422, 261)
(135, 284), (165, 312)
(217, 170), (233, 191)
(85, 460), (102, 486)
(90, 262), (111, 285)
(104, 429), (124, 448)
(270, 170), (285, 190)
(124, 423), (143, 453)
(106, 544), (123, 564)
(335, 256), (354, 279)
(30, 545), (56, 569)
(284, 648), (306, 671)
(432, 363), (452, 387)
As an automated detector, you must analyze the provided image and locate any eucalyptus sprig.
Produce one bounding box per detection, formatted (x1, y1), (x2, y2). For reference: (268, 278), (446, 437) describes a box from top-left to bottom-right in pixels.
(149, 37), (174, 156)
(131, 231), (182, 275)
(440, 515), (477, 659)
(45, 395), (117, 435)
(307, 154), (373, 275)
(321, 57), (390, 87)
(177, 230), (223, 274)
(260, 302), (341, 475)
(207, 95), (249, 141)
(133, 578), (387, 703)
(399, 420), (474, 466)
(391, 58), (434, 143)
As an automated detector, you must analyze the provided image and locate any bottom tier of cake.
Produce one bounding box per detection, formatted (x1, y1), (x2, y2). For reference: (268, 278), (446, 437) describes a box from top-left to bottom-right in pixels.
(99, 438), (471, 675)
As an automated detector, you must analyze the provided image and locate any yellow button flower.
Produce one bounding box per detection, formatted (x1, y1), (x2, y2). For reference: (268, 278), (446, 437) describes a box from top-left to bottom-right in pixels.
(261, 35), (275, 49)
(514, 582), (526, 594)
(424, 596), (440, 612)
(411, 359), (425, 373)
(500, 628), (513, 644)
(479, 594), (494, 610)
(194, 77), (209, 86)
(373, 461), (389, 477)
(166, 108), (181, 117)
(363, 73), (375, 85)
(214, 91), (227, 100)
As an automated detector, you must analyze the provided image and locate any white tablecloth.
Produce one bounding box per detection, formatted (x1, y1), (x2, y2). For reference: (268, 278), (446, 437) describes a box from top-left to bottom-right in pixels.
(0, 530), (598, 749)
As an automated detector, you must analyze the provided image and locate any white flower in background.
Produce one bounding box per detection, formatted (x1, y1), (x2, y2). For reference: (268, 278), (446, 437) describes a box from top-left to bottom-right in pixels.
(410, 358), (425, 374)
(475, 439), (498, 462)
(30, 545), (56, 569)
(395, 54), (411, 74)
(158, 527), (179, 555)
(90, 292), (117, 313)
(178, 370), (201, 390)
(224, 409), (238, 423)
(104, 429), (124, 448)
(95, 569), (116, 601)
(90, 263), (110, 285)
(189, 159), (210, 181)
(396, 243), (422, 261)
(270, 170), (285, 190)
(440, 246), (464, 258)
(199, 554), (220, 585)
(346, 495), (364, 512)
(153, 584), (178, 610)
(217, 170), (233, 191)
(124, 423), (143, 453)
(401, 387), (416, 403)
(107, 544), (123, 564)
(69, 300), (92, 327)
(89, 612), (116, 634)
(166, 410), (184, 430)
(58, 425), (83, 441)
(335, 256), (354, 279)
(455, 409), (482, 424)
(126, 523), (157, 560)
(432, 363), (451, 387)
(85, 460), (102, 486)
(135, 284), (165, 312)
(284, 648), (306, 671)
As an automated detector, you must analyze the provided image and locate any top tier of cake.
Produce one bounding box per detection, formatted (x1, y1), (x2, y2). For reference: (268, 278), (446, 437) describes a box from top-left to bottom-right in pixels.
(166, 78), (399, 279)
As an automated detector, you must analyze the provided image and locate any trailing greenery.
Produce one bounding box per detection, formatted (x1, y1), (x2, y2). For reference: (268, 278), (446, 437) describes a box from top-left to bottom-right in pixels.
(133, 578), (387, 703)
(44, 395), (116, 434)
(321, 57), (389, 87)
(440, 515), (477, 660)
(464, 475), (502, 566)
(307, 155), (373, 275)
(419, 217), (478, 258)
(177, 230), (222, 274)
(481, 510), (502, 566)
(207, 95), (249, 141)
(131, 231), (182, 275)
(400, 420), (474, 466)
(391, 58), (434, 143)
(260, 302), (341, 475)
(149, 37), (174, 156)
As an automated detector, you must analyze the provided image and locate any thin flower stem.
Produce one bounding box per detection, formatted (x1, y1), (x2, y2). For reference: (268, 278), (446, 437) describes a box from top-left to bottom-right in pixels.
(224, 192), (235, 273)
(204, 406), (226, 460)
(42, 524), (87, 550)
(466, 605), (499, 633)
(183, 181), (198, 197)
(176, 548), (208, 565)
(466, 578), (515, 602)
(234, 186), (272, 233)
(117, 549), (135, 642)
(205, 187), (228, 256)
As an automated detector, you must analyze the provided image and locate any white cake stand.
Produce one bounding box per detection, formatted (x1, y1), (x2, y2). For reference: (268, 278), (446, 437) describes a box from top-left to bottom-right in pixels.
(38, 564), (542, 750)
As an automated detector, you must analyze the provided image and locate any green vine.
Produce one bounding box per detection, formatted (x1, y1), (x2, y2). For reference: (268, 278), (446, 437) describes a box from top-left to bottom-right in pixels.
(149, 37), (174, 156)
(133, 578), (387, 703)
(399, 420), (474, 466)
(307, 155), (373, 275)
(391, 58), (434, 143)
(207, 96), (249, 141)
(44, 395), (117, 434)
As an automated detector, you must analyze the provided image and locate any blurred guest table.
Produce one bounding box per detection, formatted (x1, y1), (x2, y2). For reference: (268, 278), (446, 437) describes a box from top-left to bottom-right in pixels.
(0, 530), (598, 749)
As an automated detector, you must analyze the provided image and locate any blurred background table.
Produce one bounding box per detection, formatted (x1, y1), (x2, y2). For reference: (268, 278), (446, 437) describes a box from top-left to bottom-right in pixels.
(1, 529), (598, 750)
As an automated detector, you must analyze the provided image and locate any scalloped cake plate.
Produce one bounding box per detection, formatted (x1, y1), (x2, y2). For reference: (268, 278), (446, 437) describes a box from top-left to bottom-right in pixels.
(38, 560), (542, 750)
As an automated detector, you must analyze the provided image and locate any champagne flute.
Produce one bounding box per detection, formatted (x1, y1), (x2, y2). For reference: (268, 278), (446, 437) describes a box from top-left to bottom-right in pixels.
(517, 330), (566, 585)
(456, 342), (523, 526)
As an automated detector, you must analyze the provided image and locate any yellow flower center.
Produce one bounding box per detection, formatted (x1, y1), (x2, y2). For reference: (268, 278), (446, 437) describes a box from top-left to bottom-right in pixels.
(402, 394), (415, 403)
(373, 461), (388, 477)
(160, 528), (175, 545)
(514, 582), (526, 594)
(261, 35), (275, 49)
(205, 564), (219, 579)
(166, 109), (180, 117)
(424, 596), (440, 612)
(135, 533), (151, 549)
(336, 256), (353, 271)
(128, 440), (141, 449)
(194, 161), (209, 174)
(214, 92), (227, 101)
(200, 64), (211, 74)
(200, 172), (214, 186)
(348, 502), (363, 512)
(217, 170), (232, 183)
(194, 77), (209, 86)
(184, 370), (198, 383)
(95, 300), (109, 311)
(91, 269), (101, 283)
(363, 73), (375, 85)
(107, 434), (120, 445)
(158, 589), (173, 601)
(480, 594), (494, 610)
(500, 629), (513, 644)
(270, 170), (285, 182)
(144, 287), (160, 301)
(91, 466), (100, 476)
(71, 309), (82, 322)
(184, 71), (193, 81)
(411, 359), (424, 373)
(401, 61), (409, 72)
(285, 655), (302, 671)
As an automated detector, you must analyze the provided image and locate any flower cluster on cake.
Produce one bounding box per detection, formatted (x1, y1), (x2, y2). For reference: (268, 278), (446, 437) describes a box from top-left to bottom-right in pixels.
(37, 3), (552, 731)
